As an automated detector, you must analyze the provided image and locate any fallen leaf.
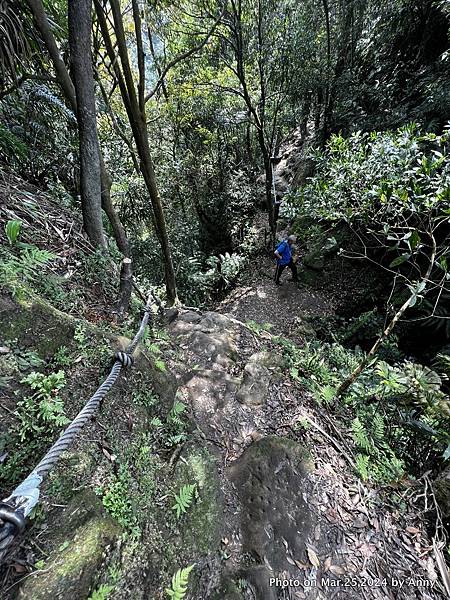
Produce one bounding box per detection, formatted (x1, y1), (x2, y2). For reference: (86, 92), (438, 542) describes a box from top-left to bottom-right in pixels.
(329, 565), (345, 576)
(307, 547), (320, 568)
(406, 526), (420, 535)
(324, 556), (332, 571)
(12, 563), (27, 573)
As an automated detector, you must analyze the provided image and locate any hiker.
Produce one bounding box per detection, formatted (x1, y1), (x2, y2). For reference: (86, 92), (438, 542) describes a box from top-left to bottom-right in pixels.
(274, 235), (298, 285)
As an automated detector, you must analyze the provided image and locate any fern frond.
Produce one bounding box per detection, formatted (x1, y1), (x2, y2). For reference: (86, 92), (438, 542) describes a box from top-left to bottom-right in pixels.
(172, 484), (196, 519)
(351, 417), (372, 452)
(165, 564), (195, 599)
(355, 453), (370, 481)
(168, 400), (187, 427)
(372, 413), (385, 442)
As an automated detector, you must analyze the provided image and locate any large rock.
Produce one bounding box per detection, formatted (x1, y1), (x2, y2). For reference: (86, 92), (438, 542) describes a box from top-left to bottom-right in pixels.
(170, 310), (238, 366)
(236, 352), (282, 408)
(228, 436), (314, 590)
(18, 492), (119, 600)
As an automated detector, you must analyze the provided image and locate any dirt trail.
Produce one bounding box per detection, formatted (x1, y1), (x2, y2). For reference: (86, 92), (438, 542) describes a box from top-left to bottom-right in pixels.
(165, 254), (447, 599)
(217, 255), (334, 339)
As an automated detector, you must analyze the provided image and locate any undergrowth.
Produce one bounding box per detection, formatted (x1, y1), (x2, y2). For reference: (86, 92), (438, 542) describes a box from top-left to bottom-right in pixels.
(274, 335), (450, 482)
(0, 369), (70, 487)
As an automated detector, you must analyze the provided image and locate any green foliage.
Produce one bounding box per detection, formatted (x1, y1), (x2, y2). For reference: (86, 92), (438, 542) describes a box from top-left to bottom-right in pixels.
(0, 369), (69, 485)
(165, 564), (195, 600)
(87, 584), (114, 600)
(168, 400), (187, 428)
(0, 245), (55, 298)
(5, 219), (21, 245)
(246, 320), (273, 334)
(172, 484), (196, 519)
(73, 324), (110, 365)
(97, 433), (161, 534)
(17, 370), (68, 436)
(2, 340), (45, 373)
(52, 345), (72, 367)
(97, 464), (137, 532)
(275, 334), (449, 480)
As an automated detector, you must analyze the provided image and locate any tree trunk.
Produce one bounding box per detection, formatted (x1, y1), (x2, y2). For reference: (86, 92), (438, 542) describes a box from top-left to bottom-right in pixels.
(27, 0), (77, 112)
(28, 0), (130, 258)
(117, 257), (133, 319)
(99, 156), (130, 256)
(97, 0), (178, 305)
(68, 0), (106, 248)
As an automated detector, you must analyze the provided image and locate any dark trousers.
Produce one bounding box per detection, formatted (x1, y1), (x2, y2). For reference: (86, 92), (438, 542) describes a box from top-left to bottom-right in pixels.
(275, 258), (297, 283)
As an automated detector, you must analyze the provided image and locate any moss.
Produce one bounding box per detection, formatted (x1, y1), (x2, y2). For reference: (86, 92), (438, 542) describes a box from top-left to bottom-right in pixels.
(174, 445), (222, 555)
(18, 493), (120, 600)
(212, 577), (245, 599)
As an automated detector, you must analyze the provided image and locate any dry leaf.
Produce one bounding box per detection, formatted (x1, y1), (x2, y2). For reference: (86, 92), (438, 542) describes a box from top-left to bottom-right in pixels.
(406, 526), (420, 535)
(329, 565), (345, 576)
(324, 556), (332, 571)
(307, 547), (320, 568)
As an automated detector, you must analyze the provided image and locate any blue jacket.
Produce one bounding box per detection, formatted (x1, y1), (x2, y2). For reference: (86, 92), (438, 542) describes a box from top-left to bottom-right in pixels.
(276, 240), (291, 265)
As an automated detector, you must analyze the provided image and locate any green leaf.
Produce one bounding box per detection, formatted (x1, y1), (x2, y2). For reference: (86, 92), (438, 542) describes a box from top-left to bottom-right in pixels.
(408, 230), (420, 251)
(165, 564), (195, 600)
(172, 484), (196, 519)
(389, 254), (410, 268)
(5, 220), (21, 245)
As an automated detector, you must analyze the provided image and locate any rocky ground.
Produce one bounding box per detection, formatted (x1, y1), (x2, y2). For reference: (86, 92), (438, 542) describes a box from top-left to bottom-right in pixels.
(163, 303), (448, 600)
(1, 256), (448, 599)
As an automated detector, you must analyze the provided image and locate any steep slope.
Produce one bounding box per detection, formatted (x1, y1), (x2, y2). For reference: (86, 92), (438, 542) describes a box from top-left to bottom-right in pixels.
(1, 182), (449, 600)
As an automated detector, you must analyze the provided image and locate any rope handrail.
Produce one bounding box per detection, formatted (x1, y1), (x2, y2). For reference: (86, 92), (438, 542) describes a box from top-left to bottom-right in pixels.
(0, 294), (154, 563)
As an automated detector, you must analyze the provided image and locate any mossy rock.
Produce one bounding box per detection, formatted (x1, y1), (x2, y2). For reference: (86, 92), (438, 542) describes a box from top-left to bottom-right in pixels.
(0, 292), (75, 358)
(173, 443), (223, 555)
(212, 576), (244, 599)
(0, 289), (177, 406)
(228, 436), (314, 574)
(18, 491), (120, 600)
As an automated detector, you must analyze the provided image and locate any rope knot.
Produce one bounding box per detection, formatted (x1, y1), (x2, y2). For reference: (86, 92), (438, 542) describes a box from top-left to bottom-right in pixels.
(115, 351), (134, 368)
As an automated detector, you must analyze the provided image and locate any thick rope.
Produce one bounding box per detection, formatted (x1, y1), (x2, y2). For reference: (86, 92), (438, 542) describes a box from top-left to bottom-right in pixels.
(0, 294), (154, 563)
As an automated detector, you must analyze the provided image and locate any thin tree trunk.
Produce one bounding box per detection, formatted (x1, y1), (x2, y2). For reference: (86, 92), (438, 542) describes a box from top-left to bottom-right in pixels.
(99, 156), (130, 256)
(322, 0), (331, 140)
(27, 0), (77, 112)
(117, 257), (133, 318)
(68, 0), (106, 248)
(97, 0), (178, 304)
(27, 0), (130, 258)
(335, 235), (437, 398)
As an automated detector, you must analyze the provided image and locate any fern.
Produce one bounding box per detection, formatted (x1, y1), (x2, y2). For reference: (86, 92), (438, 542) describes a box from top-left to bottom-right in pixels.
(165, 564), (195, 599)
(355, 454), (370, 481)
(351, 417), (372, 452)
(150, 416), (163, 428)
(172, 484), (196, 519)
(372, 413), (385, 443)
(88, 584), (114, 600)
(168, 400), (187, 427)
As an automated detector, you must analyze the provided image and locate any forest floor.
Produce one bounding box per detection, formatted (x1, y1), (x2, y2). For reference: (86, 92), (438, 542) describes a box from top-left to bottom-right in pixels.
(1, 191), (448, 599)
(189, 251), (448, 600)
(217, 254), (334, 340)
